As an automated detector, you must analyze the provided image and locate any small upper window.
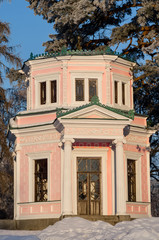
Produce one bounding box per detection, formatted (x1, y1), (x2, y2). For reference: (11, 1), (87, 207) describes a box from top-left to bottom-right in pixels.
(89, 78), (98, 101)
(75, 78), (84, 101)
(35, 159), (48, 202)
(127, 159), (136, 202)
(114, 81), (118, 104)
(51, 80), (57, 103)
(40, 82), (46, 105)
(122, 82), (126, 105)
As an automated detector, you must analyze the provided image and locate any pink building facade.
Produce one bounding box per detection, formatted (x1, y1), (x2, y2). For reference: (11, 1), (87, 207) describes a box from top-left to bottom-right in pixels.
(10, 53), (153, 220)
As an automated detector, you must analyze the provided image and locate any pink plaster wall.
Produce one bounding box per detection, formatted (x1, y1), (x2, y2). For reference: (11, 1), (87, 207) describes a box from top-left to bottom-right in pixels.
(17, 113), (56, 126)
(124, 143), (149, 203)
(32, 67), (62, 76)
(132, 116), (147, 126)
(19, 202), (61, 216)
(111, 63), (130, 75)
(19, 140), (61, 206)
(28, 58), (132, 110)
(126, 203), (149, 215)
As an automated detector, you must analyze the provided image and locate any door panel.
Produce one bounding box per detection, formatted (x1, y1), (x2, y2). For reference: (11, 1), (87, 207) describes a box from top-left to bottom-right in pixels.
(77, 157), (101, 215)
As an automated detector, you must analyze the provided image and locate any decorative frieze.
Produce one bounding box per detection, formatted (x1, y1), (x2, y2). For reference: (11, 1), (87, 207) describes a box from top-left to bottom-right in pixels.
(65, 127), (123, 136)
(73, 142), (110, 148)
(19, 132), (60, 144)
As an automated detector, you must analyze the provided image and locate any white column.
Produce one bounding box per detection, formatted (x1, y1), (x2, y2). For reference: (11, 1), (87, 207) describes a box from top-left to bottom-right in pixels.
(62, 138), (75, 215)
(113, 139), (126, 215)
(14, 144), (21, 219)
(147, 151), (151, 216)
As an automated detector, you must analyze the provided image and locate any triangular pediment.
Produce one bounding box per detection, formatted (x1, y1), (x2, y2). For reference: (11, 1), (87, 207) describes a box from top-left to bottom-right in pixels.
(57, 104), (133, 120)
(73, 109), (116, 119)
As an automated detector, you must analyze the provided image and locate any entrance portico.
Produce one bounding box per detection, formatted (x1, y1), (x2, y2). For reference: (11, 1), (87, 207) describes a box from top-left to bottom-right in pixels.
(56, 102), (132, 216)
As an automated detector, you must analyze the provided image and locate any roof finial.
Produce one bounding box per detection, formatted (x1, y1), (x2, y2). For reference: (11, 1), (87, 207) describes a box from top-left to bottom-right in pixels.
(91, 95), (100, 104)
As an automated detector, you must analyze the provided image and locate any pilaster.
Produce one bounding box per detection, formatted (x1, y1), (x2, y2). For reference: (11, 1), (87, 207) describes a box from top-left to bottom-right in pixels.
(62, 62), (68, 105)
(105, 63), (111, 106)
(62, 138), (75, 215)
(113, 139), (126, 215)
(14, 144), (21, 219)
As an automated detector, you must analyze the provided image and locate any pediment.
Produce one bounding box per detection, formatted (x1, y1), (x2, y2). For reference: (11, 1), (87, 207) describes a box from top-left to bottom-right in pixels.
(74, 109), (116, 119)
(59, 105), (131, 120)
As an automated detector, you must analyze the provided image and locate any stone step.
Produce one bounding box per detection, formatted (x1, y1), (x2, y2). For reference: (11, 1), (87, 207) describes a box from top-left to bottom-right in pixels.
(0, 215), (131, 230)
(62, 214), (131, 226)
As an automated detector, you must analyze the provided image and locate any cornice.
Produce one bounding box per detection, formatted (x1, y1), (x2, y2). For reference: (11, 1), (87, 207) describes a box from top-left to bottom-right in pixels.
(26, 47), (135, 65)
(9, 122), (56, 135)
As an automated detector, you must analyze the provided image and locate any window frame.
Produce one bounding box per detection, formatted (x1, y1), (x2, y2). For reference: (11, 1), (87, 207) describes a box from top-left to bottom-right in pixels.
(40, 81), (46, 105)
(125, 151), (143, 202)
(35, 74), (60, 108)
(71, 72), (102, 105)
(51, 80), (57, 103)
(88, 78), (98, 102)
(28, 152), (51, 202)
(34, 158), (48, 202)
(127, 159), (136, 202)
(75, 78), (85, 101)
(112, 73), (131, 110)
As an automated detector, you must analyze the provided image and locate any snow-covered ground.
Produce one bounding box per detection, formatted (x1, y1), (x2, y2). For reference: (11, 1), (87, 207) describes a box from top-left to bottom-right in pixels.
(0, 217), (159, 240)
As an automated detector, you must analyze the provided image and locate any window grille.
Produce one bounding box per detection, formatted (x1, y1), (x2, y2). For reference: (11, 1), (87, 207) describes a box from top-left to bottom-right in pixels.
(122, 82), (126, 105)
(89, 79), (98, 101)
(114, 81), (118, 104)
(51, 80), (57, 103)
(127, 159), (136, 202)
(40, 82), (46, 105)
(75, 79), (84, 101)
(35, 159), (48, 202)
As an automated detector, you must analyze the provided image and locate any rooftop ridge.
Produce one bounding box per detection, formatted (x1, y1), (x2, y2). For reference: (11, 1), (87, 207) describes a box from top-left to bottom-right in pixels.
(28, 47), (134, 62)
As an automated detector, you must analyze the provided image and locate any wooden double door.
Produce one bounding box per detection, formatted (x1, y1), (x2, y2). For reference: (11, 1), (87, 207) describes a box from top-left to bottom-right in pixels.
(77, 157), (101, 215)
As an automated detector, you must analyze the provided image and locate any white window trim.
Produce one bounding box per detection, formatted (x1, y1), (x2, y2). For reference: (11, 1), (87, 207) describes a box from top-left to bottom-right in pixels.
(112, 73), (130, 110)
(72, 148), (108, 215)
(125, 151), (143, 202)
(71, 72), (102, 106)
(27, 151), (51, 202)
(35, 73), (60, 108)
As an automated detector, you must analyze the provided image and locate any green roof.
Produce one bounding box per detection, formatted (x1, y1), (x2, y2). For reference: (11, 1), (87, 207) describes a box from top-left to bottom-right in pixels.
(28, 46), (134, 62)
(56, 96), (135, 120)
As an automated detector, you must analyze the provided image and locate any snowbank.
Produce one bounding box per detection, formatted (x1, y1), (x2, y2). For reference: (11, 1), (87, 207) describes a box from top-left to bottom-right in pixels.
(0, 217), (159, 240)
(37, 217), (159, 240)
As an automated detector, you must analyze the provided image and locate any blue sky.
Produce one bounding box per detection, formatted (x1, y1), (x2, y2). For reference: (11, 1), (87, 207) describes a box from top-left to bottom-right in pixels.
(0, 0), (54, 87)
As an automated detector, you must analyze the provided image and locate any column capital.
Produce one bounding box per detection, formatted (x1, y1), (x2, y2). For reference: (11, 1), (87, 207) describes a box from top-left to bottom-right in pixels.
(62, 138), (75, 144)
(112, 138), (126, 145)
